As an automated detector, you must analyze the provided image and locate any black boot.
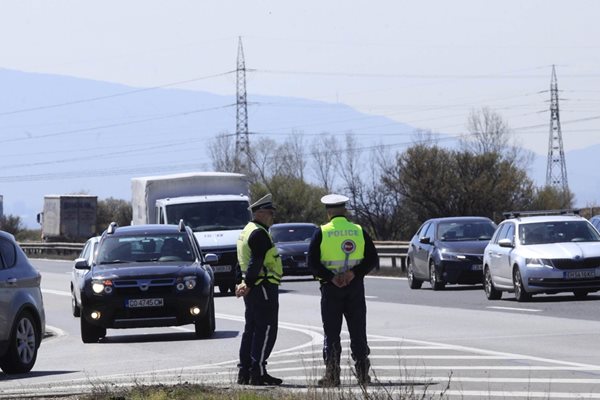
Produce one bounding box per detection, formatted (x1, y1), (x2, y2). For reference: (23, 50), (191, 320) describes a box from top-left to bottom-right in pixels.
(317, 363), (341, 387)
(250, 372), (283, 386)
(237, 368), (250, 385)
(355, 358), (371, 385)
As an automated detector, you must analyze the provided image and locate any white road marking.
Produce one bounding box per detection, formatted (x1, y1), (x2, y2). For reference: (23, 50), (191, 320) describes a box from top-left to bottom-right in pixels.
(487, 306), (542, 312)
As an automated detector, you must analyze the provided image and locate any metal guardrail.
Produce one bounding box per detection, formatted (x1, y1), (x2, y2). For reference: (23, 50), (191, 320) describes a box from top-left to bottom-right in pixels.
(19, 242), (84, 258)
(19, 241), (410, 270)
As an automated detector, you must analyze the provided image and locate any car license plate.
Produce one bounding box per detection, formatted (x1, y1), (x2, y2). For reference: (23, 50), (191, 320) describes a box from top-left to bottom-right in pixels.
(471, 264), (483, 271)
(213, 265), (232, 273)
(564, 270), (596, 279)
(127, 298), (164, 308)
(297, 261), (306, 268)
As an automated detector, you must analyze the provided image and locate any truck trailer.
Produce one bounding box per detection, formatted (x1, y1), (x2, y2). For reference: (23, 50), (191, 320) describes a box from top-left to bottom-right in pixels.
(37, 195), (97, 242)
(131, 172), (251, 294)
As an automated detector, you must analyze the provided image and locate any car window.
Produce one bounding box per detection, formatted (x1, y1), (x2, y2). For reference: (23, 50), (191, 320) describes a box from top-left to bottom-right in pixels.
(491, 223), (507, 244)
(80, 240), (92, 260)
(503, 224), (515, 242)
(519, 220), (600, 245)
(0, 237), (17, 268)
(97, 233), (195, 264)
(438, 220), (496, 241)
(421, 223), (433, 239)
(271, 225), (318, 243)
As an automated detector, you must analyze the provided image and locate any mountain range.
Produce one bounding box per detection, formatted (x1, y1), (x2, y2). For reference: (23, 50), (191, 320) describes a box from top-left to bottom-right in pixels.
(0, 68), (597, 228)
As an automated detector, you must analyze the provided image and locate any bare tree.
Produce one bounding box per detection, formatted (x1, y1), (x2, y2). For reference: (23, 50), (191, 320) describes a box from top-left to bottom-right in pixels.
(461, 107), (510, 154)
(310, 133), (338, 192)
(273, 132), (306, 180)
(209, 133), (237, 172)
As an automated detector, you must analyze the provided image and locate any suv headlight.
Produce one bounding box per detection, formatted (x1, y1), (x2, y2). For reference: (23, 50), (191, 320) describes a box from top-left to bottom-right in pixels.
(177, 276), (197, 291)
(526, 258), (554, 268)
(92, 279), (113, 294)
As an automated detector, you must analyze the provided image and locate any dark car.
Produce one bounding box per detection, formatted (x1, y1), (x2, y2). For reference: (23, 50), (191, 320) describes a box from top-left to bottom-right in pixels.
(406, 217), (497, 290)
(76, 222), (216, 343)
(270, 223), (319, 276)
(0, 230), (45, 374)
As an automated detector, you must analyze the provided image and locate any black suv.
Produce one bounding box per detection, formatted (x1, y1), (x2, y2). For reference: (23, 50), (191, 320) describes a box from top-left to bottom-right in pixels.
(76, 222), (215, 343)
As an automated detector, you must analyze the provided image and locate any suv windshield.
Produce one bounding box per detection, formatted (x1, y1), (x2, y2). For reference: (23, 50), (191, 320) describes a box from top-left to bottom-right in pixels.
(519, 220), (600, 245)
(271, 225), (318, 243)
(97, 234), (195, 264)
(438, 221), (496, 241)
(166, 201), (251, 232)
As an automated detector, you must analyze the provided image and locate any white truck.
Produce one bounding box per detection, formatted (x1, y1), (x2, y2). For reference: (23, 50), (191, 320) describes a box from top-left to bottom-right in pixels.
(131, 172), (251, 294)
(37, 195), (98, 242)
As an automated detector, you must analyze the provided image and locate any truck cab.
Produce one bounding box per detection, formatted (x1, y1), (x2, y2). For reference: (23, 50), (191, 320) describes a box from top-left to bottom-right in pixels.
(155, 194), (251, 294)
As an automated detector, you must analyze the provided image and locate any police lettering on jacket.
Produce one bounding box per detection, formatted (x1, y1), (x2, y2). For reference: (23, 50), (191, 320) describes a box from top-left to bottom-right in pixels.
(326, 229), (359, 238)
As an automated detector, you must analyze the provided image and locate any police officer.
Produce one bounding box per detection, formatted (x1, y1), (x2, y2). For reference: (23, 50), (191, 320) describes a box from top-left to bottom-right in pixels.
(308, 194), (379, 387)
(235, 193), (284, 386)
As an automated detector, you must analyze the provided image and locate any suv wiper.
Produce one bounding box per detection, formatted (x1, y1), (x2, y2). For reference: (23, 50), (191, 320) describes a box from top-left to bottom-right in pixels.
(98, 260), (128, 265)
(135, 258), (159, 262)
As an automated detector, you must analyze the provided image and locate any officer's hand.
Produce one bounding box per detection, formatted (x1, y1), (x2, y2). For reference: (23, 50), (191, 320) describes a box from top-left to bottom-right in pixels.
(332, 274), (346, 288)
(344, 270), (355, 284)
(235, 283), (250, 298)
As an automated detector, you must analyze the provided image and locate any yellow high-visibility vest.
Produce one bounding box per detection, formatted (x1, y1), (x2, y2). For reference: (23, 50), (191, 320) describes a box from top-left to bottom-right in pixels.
(237, 222), (282, 285)
(320, 216), (365, 274)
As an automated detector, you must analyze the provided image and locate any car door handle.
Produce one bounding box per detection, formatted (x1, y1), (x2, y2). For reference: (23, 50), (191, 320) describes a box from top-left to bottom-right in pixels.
(6, 278), (17, 285)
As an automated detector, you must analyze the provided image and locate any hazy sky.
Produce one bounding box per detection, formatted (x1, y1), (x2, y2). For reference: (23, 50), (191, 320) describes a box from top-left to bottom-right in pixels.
(1, 0), (599, 155)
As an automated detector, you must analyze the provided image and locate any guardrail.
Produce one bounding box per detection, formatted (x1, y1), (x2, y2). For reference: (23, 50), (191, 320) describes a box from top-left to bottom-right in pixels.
(19, 240), (410, 270)
(19, 242), (84, 258)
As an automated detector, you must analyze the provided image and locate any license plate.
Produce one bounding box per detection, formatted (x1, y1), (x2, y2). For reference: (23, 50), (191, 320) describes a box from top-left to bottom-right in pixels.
(564, 270), (596, 279)
(297, 261), (306, 268)
(127, 298), (164, 308)
(213, 265), (232, 273)
(471, 264), (483, 271)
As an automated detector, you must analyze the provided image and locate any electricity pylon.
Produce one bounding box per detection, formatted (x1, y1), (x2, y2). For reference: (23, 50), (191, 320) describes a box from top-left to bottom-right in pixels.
(545, 65), (569, 195)
(234, 37), (249, 173)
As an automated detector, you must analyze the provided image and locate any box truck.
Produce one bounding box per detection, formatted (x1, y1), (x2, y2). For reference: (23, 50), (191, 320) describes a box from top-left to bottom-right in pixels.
(37, 195), (97, 242)
(131, 172), (251, 294)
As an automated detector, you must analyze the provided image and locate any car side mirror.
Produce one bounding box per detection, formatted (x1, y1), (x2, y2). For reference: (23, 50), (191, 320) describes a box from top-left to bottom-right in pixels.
(498, 238), (514, 248)
(419, 236), (431, 244)
(204, 253), (218, 265)
(74, 258), (90, 270)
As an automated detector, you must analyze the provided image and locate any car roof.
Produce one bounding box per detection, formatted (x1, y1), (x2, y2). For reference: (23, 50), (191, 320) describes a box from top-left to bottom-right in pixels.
(105, 224), (185, 236)
(271, 222), (318, 228)
(503, 215), (585, 224)
(427, 216), (493, 223)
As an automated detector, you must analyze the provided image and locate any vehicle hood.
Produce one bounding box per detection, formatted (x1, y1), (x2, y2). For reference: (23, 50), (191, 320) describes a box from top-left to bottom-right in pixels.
(275, 241), (309, 255)
(91, 263), (200, 280)
(519, 242), (600, 259)
(194, 230), (240, 250)
(437, 240), (489, 255)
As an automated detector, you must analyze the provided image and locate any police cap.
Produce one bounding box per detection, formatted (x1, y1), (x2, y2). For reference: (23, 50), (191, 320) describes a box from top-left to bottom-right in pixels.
(249, 193), (276, 212)
(321, 194), (349, 209)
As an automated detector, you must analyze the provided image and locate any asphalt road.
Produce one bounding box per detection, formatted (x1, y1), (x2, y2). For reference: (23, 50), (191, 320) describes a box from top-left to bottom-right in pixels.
(2, 259), (600, 399)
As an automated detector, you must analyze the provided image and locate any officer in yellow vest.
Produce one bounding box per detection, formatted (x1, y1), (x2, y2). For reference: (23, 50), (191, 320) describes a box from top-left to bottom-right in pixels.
(235, 193), (283, 386)
(308, 194), (379, 387)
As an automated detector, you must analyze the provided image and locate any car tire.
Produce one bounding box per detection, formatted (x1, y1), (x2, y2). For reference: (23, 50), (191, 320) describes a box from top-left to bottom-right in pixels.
(195, 296), (215, 339)
(80, 312), (106, 343)
(71, 288), (81, 318)
(407, 259), (423, 289)
(0, 311), (39, 374)
(484, 266), (502, 300)
(429, 261), (445, 291)
(513, 268), (531, 302)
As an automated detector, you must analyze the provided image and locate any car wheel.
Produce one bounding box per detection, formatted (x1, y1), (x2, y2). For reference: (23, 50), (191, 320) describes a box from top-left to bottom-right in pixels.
(80, 311), (106, 343)
(195, 296), (215, 339)
(513, 268), (531, 302)
(429, 261), (445, 291)
(0, 311), (39, 374)
(573, 290), (589, 299)
(407, 259), (423, 289)
(71, 288), (81, 318)
(484, 266), (502, 300)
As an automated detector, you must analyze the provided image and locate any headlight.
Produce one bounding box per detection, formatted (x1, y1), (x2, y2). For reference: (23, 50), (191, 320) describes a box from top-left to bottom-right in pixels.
(526, 258), (554, 268)
(439, 250), (466, 261)
(92, 280), (113, 294)
(177, 276), (197, 290)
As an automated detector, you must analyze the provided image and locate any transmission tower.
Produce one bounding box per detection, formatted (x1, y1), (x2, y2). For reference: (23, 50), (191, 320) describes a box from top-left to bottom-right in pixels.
(235, 37), (249, 173)
(545, 65), (569, 193)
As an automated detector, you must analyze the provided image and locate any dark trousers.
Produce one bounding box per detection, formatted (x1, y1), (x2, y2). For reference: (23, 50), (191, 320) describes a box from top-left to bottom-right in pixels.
(320, 277), (370, 365)
(238, 282), (279, 377)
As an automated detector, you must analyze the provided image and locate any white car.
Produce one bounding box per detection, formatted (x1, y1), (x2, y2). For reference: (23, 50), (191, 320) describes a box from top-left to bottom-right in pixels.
(70, 236), (100, 317)
(483, 211), (600, 302)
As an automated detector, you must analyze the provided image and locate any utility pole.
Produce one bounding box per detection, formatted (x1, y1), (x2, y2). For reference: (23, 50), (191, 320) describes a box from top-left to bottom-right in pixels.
(235, 37), (250, 173)
(545, 65), (569, 196)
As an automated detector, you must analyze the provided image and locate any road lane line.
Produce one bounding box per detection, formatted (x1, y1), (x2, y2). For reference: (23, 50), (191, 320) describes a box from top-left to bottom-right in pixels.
(487, 306), (542, 312)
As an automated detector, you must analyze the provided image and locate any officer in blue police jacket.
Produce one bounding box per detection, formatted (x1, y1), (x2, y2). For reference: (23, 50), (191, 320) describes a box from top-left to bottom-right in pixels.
(235, 193), (284, 386)
(308, 194), (379, 387)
